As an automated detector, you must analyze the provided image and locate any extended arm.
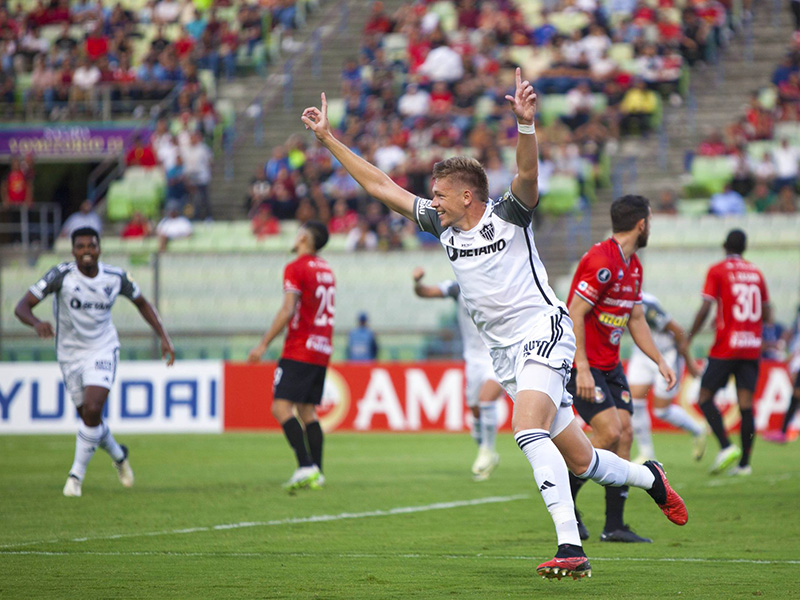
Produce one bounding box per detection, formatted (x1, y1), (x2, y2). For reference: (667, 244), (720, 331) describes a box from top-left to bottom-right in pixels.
(132, 295), (175, 365)
(505, 68), (540, 209)
(14, 291), (54, 338)
(629, 303), (677, 389)
(301, 93), (417, 220)
(666, 319), (701, 378)
(412, 267), (446, 298)
(567, 294), (595, 401)
(687, 298), (713, 341)
(248, 292), (300, 362)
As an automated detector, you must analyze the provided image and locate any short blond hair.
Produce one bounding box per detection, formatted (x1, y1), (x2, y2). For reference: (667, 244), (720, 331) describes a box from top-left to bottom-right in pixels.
(432, 157), (489, 203)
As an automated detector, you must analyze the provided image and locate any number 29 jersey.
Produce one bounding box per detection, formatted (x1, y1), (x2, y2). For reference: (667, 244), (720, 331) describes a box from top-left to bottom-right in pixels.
(281, 254), (335, 366)
(702, 255), (769, 360)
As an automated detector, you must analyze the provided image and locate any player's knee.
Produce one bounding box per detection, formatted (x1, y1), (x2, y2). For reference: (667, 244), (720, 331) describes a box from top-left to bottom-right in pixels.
(592, 426), (622, 451)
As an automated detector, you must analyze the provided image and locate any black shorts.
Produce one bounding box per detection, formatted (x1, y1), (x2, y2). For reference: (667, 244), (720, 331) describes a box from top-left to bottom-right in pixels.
(567, 362), (633, 424)
(700, 358), (759, 394)
(273, 358), (327, 406)
(795, 370), (800, 391)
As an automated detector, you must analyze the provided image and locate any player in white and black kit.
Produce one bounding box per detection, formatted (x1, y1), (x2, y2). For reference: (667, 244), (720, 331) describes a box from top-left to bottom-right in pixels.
(412, 267), (504, 481)
(15, 227), (175, 497)
(627, 292), (706, 463)
(300, 69), (687, 581)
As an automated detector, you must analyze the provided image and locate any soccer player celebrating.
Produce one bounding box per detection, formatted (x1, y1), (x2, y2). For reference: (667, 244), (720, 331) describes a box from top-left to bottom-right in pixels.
(300, 70), (686, 581)
(566, 196), (677, 544)
(15, 227), (175, 497)
(627, 292), (706, 463)
(412, 266), (504, 481)
(687, 229), (771, 475)
(248, 221), (334, 492)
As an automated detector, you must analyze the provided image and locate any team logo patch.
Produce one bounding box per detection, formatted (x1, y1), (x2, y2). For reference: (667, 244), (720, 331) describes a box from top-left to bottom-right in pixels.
(479, 223), (495, 241)
(617, 269), (624, 280)
(104, 286), (113, 297)
(594, 386), (605, 403)
(621, 391), (631, 404)
(578, 281), (588, 291)
(597, 268), (611, 283)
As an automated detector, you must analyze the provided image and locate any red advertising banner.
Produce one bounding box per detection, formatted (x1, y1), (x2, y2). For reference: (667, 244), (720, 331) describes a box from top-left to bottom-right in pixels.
(223, 360), (796, 433)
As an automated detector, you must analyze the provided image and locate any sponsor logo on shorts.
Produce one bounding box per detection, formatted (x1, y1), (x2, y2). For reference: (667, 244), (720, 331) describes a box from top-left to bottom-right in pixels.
(621, 390), (631, 404)
(597, 268), (611, 283)
(94, 359), (113, 371)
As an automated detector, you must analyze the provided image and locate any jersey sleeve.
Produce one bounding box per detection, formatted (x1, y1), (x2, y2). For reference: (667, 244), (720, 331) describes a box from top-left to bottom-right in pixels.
(414, 197), (445, 237)
(701, 266), (719, 301)
(438, 280), (460, 299)
(283, 261), (302, 295)
(572, 252), (614, 306)
(493, 187), (534, 227)
(29, 264), (69, 300)
(119, 271), (142, 300)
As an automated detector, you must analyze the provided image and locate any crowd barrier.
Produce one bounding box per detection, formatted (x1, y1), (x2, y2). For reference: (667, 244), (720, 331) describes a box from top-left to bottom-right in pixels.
(0, 360), (795, 434)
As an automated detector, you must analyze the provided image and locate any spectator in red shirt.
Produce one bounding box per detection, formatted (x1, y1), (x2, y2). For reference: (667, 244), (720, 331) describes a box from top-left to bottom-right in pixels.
(121, 211), (152, 238)
(125, 135), (158, 167)
(696, 128), (729, 156)
(2, 157), (32, 207)
(364, 0), (393, 34)
(85, 22), (108, 61)
(251, 204), (281, 238)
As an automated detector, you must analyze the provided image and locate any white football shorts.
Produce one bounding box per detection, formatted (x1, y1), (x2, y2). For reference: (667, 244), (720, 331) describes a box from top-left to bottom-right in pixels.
(626, 347), (682, 399)
(59, 346), (120, 407)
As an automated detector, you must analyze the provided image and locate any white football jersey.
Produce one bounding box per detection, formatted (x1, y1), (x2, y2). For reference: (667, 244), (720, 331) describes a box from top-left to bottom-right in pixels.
(438, 280), (494, 370)
(630, 291), (675, 359)
(415, 189), (569, 351)
(29, 262), (141, 360)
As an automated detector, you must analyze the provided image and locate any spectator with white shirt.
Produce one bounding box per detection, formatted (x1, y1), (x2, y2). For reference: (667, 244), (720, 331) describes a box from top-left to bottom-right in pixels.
(181, 131), (213, 220)
(771, 138), (799, 192)
(417, 41), (464, 83)
(156, 200), (192, 251)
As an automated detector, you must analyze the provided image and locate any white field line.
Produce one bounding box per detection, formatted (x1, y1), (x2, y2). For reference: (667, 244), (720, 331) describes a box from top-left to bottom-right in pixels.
(0, 494), (530, 550)
(0, 550), (798, 566)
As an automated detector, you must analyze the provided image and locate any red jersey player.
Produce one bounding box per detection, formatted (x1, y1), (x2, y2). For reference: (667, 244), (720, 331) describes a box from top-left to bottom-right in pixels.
(566, 195), (676, 543)
(688, 229), (771, 476)
(248, 221), (335, 492)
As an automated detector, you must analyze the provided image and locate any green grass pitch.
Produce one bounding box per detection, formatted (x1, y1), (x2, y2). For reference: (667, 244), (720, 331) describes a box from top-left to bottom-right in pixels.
(1, 431), (799, 599)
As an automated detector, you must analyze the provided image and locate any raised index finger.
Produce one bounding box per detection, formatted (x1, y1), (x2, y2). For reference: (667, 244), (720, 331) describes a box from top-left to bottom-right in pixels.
(321, 91), (328, 117)
(515, 67), (522, 91)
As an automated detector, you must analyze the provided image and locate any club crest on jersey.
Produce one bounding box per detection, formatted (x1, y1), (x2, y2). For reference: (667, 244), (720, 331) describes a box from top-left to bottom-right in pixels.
(479, 223), (495, 241)
(617, 268), (624, 280)
(597, 268), (611, 283)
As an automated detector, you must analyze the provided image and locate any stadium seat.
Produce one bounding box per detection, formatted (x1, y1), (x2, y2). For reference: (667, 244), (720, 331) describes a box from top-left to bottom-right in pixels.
(686, 155), (735, 197)
(539, 175), (580, 215)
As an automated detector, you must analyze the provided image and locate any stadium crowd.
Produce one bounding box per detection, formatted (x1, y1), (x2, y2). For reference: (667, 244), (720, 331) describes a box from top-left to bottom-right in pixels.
(248, 0), (736, 247)
(0, 0), (304, 117)
(684, 30), (800, 214)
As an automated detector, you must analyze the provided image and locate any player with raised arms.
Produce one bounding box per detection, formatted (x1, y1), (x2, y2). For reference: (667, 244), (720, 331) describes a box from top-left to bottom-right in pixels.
(300, 70), (687, 581)
(412, 266), (504, 481)
(15, 227), (175, 497)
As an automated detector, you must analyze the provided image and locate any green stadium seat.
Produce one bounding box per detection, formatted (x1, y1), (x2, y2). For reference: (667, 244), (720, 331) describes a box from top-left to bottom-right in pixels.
(326, 98), (346, 130)
(687, 155), (735, 196)
(106, 181), (133, 222)
(539, 175), (580, 215)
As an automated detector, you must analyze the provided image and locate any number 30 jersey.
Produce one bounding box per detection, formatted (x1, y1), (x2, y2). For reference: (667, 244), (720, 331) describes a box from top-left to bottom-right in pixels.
(282, 254), (335, 366)
(702, 255), (769, 360)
